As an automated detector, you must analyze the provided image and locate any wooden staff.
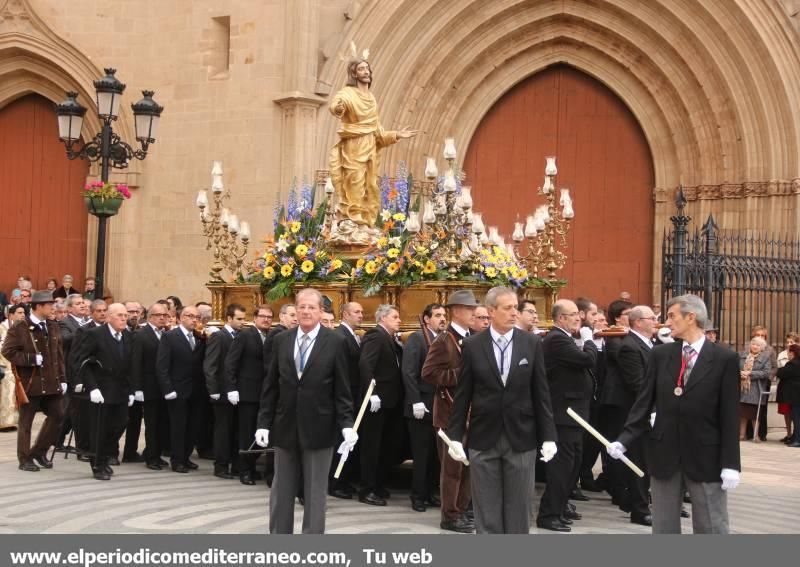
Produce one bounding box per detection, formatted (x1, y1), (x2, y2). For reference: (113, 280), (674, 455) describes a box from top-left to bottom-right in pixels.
(437, 429), (469, 466)
(333, 378), (376, 479)
(567, 407), (644, 478)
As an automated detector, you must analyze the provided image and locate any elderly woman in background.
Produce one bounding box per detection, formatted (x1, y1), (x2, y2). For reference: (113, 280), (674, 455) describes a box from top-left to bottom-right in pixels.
(0, 303), (27, 431)
(777, 339), (800, 445)
(739, 336), (771, 442)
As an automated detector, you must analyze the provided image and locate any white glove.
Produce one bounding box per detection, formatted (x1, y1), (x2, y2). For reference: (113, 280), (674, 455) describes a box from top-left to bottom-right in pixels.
(255, 429), (270, 447)
(210, 393), (221, 401)
(89, 389), (104, 404)
(164, 391), (177, 400)
(60, 383), (68, 395)
(74, 384), (84, 394)
(338, 427), (359, 455)
(134, 390), (144, 402)
(128, 395), (134, 407)
(35, 354), (43, 366)
(369, 395), (381, 412)
(412, 402), (428, 420)
(649, 412), (656, 428)
(227, 391), (240, 405)
(720, 468), (740, 491)
(579, 326), (595, 343)
(447, 440), (468, 463)
(540, 441), (557, 462)
(657, 327), (674, 344)
(607, 441), (627, 460)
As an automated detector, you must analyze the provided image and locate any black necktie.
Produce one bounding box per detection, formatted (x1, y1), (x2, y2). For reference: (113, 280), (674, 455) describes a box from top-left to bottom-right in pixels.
(40, 322), (48, 337)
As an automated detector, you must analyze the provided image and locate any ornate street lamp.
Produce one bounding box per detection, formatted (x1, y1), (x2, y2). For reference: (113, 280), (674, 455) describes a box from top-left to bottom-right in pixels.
(55, 68), (164, 297)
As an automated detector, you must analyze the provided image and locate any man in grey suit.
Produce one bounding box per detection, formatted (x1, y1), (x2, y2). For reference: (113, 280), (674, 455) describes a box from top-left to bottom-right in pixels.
(255, 288), (357, 534)
(447, 286), (557, 534)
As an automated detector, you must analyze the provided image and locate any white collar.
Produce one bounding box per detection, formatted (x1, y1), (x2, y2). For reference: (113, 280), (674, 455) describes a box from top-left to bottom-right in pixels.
(489, 325), (514, 343)
(450, 321), (470, 338)
(149, 323), (162, 335)
(631, 329), (653, 348)
(682, 335), (706, 354)
(224, 324), (237, 336)
(180, 324), (194, 336)
(554, 325), (572, 337)
(70, 314), (84, 324)
(340, 321), (358, 337)
(297, 323), (321, 342)
(107, 324), (122, 339)
(29, 313), (44, 326)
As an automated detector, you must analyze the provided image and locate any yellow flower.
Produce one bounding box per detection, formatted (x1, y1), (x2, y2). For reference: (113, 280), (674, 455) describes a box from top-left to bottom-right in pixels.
(500, 267), (508, 276)
(413, 260), (422, 268)
(263, 266), (276, 280)
(356, 258), (365, 269)
(290, 221), (301, 233)
(414, 245), (428, 255)
(331, 258), (343, 270)
(280, 264), (293, 277)
(392, 212), (406, 222)
(365, 261), (378, 275)
(509, 267), (519, 279)
(485, 267), (497, 278)
(423, 260), (437, 274)
(317, 250), (327, 260)
(301, 260), (315, 273)
(387, 248), (400, 259)
(518, 269), (528, 280)
(386, 262), (399, 275)
(264, 253), (275, 264)
(294, 244), (308, 258)
(377, 237), (388, 248)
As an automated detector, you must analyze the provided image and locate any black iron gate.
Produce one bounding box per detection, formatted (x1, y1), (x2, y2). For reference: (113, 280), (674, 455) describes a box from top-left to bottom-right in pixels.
(661, 189), (800, 352)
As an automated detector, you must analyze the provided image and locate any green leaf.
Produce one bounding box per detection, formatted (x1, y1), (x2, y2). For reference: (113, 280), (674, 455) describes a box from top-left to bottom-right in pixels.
(266, 279), (293, 300)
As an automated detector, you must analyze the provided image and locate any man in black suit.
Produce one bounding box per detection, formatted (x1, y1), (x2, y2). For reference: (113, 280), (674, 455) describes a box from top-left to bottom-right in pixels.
(402, 303), (445, 512)
(536, 299), (598, 532)
(55, 294), (87, 449)
(72, 303), (133, 480)
(447, 286), (557, 534)
(224, 304), (272, 485)
(609, 294), (741, 534)
(131, 302), (170, 470)
(255, 288), (356, 534)
(204, 303), (246, 479)
(358, 304), (405, 506)
(156, 305), (206, 473)
(120, 300), (146, 462)
(328, 301), (364, 498)
(614, 305), (658, 526)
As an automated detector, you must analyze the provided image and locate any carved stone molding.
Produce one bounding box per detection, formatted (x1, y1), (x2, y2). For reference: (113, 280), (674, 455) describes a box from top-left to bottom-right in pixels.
(654, 179), (800, 202)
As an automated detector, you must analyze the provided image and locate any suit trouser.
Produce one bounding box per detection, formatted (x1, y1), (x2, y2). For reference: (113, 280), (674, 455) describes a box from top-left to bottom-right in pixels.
(56, 393), (73, 446)
(651, 469), (729, 533)
(17, 394), (64, 464)
(360, 403), (404, 493)
(213, 402), (236, 468)
(121, 400), (143, 459)
(406, 417), (439, 501)
(538, 426), (583, 521)
(84, 402), (127, 469)
(579, 401), (603, 484)
(237, 402), (259, 473)
(142, 399), (166, 463)
(599, 405), (627, 500)
(70, 396), (91, 454)
(270, 445), (333, 534)
(604, 406), (649, 516)
(328, 431), (360, 491)
(436, 435), (471, 521)
(469, 431), (535, 534)
(791, 404), (800, 443)
(167, 397), (201, 465)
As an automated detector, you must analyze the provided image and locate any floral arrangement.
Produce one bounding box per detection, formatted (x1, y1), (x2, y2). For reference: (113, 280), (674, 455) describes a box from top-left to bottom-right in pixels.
(81, 180), (132, 200)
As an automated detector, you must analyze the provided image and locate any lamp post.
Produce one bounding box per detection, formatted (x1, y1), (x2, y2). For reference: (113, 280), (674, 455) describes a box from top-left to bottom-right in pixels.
(55, 68), (164, 297)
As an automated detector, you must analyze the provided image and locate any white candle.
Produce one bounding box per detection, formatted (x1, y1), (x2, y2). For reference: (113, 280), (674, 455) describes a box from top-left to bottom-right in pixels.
(560, 188), (571, 206)
(324, 177), (335, 195)
(211, 161), (223, 176)
(443, 138), (457, 160)
(424, 157), (438, 180)
(472, 212), (484, 234)
(460, 186), (472, 208)
(542, 176), (552, 194)
(545, 156), (557, 176)
(512, 222), (525, 242)
(212, 175), (224, 194)
(221, 208), (230, 226)
(423, 201), (437, 225)
(239, 221), (251, 240)
(563, 204), (575, 219)
(524, 215), (537, 237)
(443, 170), (457, 193)
(406, 211), (421, 233)
(228, 214), (240, 234)
(195, 190), (208, 209)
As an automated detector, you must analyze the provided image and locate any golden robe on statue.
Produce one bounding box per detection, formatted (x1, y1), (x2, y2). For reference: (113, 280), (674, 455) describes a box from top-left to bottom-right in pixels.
(329, 86), (398, 242)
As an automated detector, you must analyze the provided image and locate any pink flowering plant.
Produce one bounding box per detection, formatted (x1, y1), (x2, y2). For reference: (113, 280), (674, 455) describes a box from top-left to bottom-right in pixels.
(81, 180), (132, 200)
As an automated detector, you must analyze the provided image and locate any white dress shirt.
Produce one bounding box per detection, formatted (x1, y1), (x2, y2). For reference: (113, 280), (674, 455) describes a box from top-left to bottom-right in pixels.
(489, 326), (514, 385)
(294, 323), (321, 367)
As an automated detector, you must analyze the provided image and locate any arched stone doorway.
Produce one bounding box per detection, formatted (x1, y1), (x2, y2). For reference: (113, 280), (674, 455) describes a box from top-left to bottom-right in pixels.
(463, 65), (654, 306)
(0, 93), (89, 292)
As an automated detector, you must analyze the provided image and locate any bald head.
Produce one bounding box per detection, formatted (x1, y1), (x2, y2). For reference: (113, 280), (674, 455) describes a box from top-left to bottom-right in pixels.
(552, 299), (581, 333)
(107, 303), (128, 332)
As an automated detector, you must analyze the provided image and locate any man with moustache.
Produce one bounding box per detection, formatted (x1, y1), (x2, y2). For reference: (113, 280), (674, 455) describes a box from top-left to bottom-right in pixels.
(358, 304), (404, 506)
(72, 303), (133, 480)
(131, 302), (170, 470)
(421, 290), (479, 533)
(224, 304), (273, 485)
(608, 294), (741, 534)
(447, 287), (557, 534)
(402, 303), (446, 512)
(255, 288), (356, 534)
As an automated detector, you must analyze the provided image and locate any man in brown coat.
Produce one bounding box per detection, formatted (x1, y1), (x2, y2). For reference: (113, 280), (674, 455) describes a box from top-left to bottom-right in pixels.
(1, 290), (66, 471)
(421, 289), (478, 533)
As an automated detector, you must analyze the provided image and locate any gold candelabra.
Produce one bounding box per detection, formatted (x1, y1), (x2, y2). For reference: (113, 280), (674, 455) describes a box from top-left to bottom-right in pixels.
(511, 156), (574, 280)
(195, 161), (251, 282)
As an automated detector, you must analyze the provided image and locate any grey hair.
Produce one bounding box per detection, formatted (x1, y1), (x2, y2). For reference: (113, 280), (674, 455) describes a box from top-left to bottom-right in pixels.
(485, 286), (516, 308)
(65, 293), (83, 308)
(666, 294), (708, 328)
(279, 303), (295, 315)
(295, 288), (323, 307)
(375, 304), (399, 323)
(89, 299), (107, 312)
(628, 305), (650, 324)
(750, 337), (767, 349)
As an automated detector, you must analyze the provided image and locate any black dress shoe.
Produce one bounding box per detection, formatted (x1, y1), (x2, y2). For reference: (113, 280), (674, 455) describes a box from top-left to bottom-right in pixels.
(158, 458), (169, 467)
(536, 518), (571, 532)
(581, 480), (603, 492)
(214, 467), (233, 480)
(563, 508), (582, 521)
(18, 461), (40, 472)
(103, 465), (114, 475)
(558, 516), (573, 525)
(77, 454), (92, 462)
(107, 457), (121, 466)
(375, 487), (390, 499)
(359, 492), (387, 506)
(411, 499), (426, 512)
(681, 508), (690, 518)
(184, 460), (199, 470)
(425, 495), (441, 507)
(631, 514), (653, 526)
(93, 470), (111, 481)
(31, 455), (53, 469)
(329, 487), (353, 500)
(570, 488), (590, 501)
(789, 441), (800, 447)
(171, 464), (189, 473)
(240, 472), (256, 486)
(122, 453), (143, 463)
(146, 462), (162, 471)
(440, 518), (474, 533)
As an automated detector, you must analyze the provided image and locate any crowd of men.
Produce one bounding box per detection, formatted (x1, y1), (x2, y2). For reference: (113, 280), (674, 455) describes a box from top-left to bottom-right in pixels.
(1, 279), (744, 535)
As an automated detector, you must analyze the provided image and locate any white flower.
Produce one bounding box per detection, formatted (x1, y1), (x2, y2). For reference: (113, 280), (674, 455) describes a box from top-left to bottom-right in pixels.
(388, 236), (402, 248)
(430, 241), (439, 250)
(276, 238), (290, 252)
(298, 199), (308, 212)
(380, 209), (391, 222)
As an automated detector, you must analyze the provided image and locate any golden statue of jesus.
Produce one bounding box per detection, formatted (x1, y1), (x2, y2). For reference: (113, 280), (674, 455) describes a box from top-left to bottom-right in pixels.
(328, 56), (417, 244)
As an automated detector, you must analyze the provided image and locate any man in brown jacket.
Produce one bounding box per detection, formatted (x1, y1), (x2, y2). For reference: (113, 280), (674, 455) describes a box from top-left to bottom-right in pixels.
(421, 289), (478, 533)
(1, 290), (66, 471)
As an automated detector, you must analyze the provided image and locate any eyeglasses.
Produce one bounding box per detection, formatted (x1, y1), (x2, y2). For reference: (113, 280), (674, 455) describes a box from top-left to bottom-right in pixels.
(182, 314), (198, 319)
(475, 316), (490, 321)
(639, 316), (658, 321)
(522, 309), (537, 315)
